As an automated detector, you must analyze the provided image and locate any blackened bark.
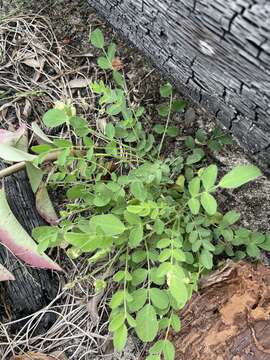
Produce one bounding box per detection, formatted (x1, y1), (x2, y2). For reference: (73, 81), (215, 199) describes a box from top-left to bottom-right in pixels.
(88, 0), (270, 172)
(0, 164), (58, 331)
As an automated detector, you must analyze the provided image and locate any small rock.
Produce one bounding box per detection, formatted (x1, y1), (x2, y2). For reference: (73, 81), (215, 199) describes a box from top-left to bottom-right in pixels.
(184, 107), (196, 126)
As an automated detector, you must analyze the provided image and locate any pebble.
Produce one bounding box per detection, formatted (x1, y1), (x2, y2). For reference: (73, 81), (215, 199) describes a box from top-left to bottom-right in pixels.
(184, 107), (196, 126)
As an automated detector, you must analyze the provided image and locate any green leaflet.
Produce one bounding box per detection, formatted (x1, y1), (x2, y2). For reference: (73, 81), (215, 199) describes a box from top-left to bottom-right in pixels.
(43, 108), (69, 128)
(90, 28), (104, 48)
(129, 224), (144, 247)
(201, 164), (217, 190)
(113, 324), (128, 351)
(90, 214), (126, 236)
(200, 192), (217, 215)
(135, 304), (159, 342)
(219, 165), (262, 189)
(167, 265), (188, 307)
(150, 288), (169, 309)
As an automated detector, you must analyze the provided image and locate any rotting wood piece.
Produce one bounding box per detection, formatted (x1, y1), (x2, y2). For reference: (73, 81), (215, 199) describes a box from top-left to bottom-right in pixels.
(0, 163), (58, 333)
(171, 261), (270, 359)
(88, 0), (270, 173)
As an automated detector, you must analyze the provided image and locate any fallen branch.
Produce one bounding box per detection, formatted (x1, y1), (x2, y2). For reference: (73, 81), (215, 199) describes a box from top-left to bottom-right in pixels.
(0, 162), (26, 179)
(0, 151), (61, 179)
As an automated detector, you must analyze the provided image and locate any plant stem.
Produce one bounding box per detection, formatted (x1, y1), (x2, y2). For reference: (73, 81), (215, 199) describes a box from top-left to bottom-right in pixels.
(0, 150), (61, 179)
(0, 162), (26, 179)
(157, 93), (173, 158)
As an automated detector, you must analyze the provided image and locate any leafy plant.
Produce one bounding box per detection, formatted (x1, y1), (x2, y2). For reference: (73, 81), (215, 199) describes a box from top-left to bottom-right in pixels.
(0, 28), (266, 359)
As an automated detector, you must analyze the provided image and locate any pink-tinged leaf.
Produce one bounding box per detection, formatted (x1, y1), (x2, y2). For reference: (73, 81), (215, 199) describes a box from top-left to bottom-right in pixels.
(0, 263), (15, 281)
(36, 184), (59, 225)
(0, 188), (61, 271)
(0, 124), (26, 147)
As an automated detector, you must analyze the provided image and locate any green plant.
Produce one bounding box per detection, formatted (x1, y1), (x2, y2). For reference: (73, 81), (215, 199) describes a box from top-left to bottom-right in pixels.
(1, 28), (267, 358)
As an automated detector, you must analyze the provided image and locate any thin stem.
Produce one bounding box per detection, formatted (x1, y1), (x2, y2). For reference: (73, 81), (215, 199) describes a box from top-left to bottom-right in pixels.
(144, 239), (151, 303)
(123, 248), (129, 318)
(157, 93), (173, 157)
(0, 150), (61, 179)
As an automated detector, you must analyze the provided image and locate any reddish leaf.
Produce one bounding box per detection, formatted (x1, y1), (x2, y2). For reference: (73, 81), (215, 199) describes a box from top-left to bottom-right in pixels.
(0, 188), (61, 271)
(36, 184), (59, 225)
(0, 263), (15, 281)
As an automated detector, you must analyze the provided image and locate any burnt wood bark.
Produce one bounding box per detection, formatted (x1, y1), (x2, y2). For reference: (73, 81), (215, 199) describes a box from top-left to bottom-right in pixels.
(0, 164), (58, 331)
(88, 0), (270, 171)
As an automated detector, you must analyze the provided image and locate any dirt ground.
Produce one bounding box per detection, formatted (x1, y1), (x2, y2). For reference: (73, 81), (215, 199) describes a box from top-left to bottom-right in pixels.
(1, 0), (270, 359)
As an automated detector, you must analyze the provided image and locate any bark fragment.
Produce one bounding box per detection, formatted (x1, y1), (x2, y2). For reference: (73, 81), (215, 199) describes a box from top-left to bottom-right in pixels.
(171, 261), (270, 360)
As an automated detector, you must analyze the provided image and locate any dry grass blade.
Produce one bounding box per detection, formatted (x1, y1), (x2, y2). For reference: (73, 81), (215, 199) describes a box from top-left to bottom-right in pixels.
(0, 260), (106, 359)
(0, 257), (140, 359)
(0, 14), (95, 129)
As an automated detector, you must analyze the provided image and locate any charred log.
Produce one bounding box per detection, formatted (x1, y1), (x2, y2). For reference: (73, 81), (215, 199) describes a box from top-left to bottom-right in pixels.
(0, 164), (58, 333)
(88, 0), (270, 172)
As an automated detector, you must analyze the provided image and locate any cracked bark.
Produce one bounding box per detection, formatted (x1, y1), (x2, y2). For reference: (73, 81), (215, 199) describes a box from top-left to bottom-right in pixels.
(0, 164), (58, 333)
(88, 0), (270, 172)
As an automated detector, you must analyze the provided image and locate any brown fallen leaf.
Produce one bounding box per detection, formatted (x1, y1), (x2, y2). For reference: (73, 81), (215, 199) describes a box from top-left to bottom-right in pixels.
(22, 99), (32, 119)
(96, 117), (107, 134)
(112, 57), (123, 71)
(21, 55), (45, 69)
(36, 183), (59, 225)
(10, 350), (67, 359)
(68, 78), (91, 89)
(62, 38), (71, 44)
